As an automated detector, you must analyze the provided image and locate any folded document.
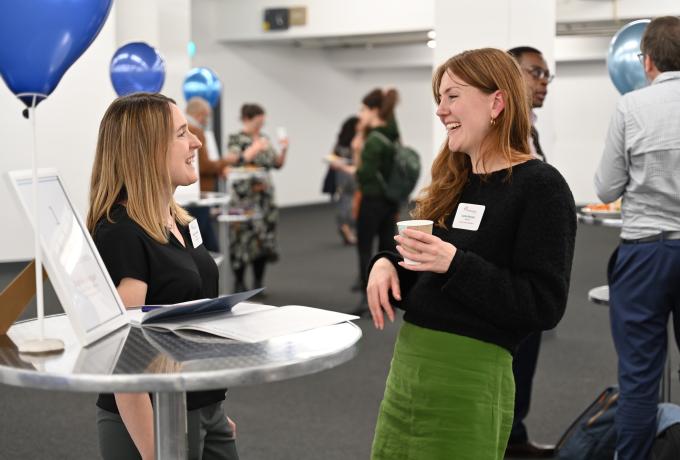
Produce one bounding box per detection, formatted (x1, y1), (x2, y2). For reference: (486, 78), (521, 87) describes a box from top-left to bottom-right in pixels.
(127, 293), (358, 343)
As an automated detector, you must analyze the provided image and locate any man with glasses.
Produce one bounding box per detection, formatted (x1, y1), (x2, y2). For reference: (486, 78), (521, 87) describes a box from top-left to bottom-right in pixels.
(504, 45), (555, 459)
(595, 16), (680, 460)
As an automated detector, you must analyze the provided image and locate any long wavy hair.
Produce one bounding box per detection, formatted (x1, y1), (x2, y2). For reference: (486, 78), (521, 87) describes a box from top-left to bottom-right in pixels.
(87, 92), (192, 243)
(413, 48), (533, 227)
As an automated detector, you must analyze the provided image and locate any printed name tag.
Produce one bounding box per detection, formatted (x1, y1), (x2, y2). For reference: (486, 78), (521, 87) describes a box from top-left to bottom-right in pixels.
(188, 219), (203, 248)
(451, 203), (485, 231)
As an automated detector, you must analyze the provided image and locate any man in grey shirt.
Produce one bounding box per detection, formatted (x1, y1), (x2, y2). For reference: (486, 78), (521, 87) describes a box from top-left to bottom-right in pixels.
(594, 16), (680, 460)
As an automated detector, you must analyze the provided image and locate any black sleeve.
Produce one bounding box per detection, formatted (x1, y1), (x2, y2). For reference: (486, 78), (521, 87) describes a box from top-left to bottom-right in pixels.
(368, 251), (420, 308)
(441, 172), (576, 331)
(94, 223), (150, 287)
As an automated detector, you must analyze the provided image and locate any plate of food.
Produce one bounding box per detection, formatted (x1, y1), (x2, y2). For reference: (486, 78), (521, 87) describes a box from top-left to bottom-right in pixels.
(580, 201), (621, 218)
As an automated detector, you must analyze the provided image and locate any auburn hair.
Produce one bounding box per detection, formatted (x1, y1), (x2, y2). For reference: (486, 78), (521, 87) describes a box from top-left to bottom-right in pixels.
(87, 92), (192, 243)
(413, 48), (533, 227)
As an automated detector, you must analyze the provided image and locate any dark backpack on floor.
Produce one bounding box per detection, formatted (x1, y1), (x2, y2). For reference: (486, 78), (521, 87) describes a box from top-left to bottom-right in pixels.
(557, 387), (680, 460)
(652, 421), (680, 460)
(556, 387), (618, 460)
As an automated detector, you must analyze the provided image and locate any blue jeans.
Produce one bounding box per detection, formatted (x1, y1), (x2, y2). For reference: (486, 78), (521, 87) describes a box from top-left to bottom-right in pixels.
(608, 239), (680, 460)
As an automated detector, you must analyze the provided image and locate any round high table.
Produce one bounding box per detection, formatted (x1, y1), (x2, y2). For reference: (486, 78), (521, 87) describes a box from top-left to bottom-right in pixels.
(578, 211), (672, 402)
(0, 314), (362, 459)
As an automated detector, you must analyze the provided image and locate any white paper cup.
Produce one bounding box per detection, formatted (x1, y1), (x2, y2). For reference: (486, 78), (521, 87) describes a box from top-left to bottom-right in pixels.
(397, 219), (433, 265)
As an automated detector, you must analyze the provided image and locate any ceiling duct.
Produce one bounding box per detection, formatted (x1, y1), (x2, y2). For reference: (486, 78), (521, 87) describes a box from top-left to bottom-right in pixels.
(556, 17), (649, 36)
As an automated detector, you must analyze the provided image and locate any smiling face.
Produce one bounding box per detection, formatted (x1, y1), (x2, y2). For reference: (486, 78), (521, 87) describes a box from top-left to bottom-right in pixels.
(168, 103), (201, 188)
(436, 71), (501, 157)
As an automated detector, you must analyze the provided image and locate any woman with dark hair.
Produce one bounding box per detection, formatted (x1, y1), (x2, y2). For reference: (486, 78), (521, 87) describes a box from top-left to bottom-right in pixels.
(366, 49), (576, 459)
(226, 103), (288, 293)
(327, 115), (361, 245)
(354, 88), (401, 301)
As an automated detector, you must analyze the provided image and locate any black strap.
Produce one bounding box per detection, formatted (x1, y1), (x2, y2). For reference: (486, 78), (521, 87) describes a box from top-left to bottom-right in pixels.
(530, 126), (546, 162)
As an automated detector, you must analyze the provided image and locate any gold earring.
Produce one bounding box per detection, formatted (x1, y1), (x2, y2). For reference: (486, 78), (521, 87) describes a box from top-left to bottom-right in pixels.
(490, 117), (496, 126)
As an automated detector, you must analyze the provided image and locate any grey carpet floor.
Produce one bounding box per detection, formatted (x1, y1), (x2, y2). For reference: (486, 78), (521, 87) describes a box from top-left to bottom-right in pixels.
(1, 203), (677, 459)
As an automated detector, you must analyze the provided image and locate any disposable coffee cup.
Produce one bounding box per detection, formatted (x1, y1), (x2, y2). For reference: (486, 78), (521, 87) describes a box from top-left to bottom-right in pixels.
(396, 219), (433, 265)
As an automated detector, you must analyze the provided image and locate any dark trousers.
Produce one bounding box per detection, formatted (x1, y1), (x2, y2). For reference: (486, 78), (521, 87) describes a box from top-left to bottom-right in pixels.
(187, 206), (219, 253)
(97, 401), (238, 460)
(357, 195), (398, 287)
(509, 331), (542, 444)
(608, 240), (680, 460)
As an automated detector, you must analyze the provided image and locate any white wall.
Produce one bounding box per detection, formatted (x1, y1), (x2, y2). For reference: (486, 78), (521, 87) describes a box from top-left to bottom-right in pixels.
(557, 0), (680, 22)
(216, 0), (434, 42)
(0, 11), (118, 262)
(0, 2), (192, 262)
(551, 59), (620, 203)
(192, 0), (436, 207)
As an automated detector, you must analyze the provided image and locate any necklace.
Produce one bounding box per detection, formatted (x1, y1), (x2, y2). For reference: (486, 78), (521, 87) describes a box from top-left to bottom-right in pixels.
(165, 215), (175, 232)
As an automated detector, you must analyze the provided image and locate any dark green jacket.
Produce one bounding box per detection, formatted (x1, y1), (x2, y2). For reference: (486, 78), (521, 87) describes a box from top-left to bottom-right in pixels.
(356, 119), (400, 197)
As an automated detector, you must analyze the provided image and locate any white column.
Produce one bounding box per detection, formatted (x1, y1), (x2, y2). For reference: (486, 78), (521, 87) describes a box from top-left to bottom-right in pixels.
(114, 0), (190, 103)
(431, 0), (556, 170)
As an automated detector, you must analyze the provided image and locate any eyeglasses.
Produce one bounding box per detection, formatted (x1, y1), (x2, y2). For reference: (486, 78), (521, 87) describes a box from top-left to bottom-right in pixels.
(522, 67), (554, 84)
(637, 53), (645, 65)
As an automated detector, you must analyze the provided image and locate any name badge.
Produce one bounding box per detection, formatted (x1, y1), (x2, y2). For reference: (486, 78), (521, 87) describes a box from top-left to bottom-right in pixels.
(188, 219), (203, 248)
(451, 203), (485, 231)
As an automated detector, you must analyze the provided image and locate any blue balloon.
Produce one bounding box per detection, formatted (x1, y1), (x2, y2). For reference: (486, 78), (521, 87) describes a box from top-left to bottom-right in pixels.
(607, 19), (651, 95)
(110, 42), (166, 96)
(0, 0), (113, 108)
(183, 67), (222, 107)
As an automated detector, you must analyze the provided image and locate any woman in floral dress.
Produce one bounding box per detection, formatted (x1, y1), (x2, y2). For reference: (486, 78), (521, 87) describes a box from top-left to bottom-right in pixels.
(226, 104), (289, 292)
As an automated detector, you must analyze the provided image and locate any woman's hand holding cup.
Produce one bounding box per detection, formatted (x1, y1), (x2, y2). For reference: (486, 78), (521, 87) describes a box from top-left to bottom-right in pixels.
(395, 220), (457, 274)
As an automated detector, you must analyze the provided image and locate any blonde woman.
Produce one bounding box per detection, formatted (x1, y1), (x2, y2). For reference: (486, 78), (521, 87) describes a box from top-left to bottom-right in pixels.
(87, 93), (238, 460)
(366, 49), (576, 459)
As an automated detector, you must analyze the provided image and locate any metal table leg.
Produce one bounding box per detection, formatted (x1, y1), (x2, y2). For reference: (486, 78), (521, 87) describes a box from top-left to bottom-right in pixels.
(153, 391), (188, 460)
(218, 219), (230, 295)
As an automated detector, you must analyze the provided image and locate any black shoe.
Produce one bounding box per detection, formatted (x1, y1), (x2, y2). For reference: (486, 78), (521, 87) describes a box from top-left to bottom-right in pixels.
(253, 280), (267, 298)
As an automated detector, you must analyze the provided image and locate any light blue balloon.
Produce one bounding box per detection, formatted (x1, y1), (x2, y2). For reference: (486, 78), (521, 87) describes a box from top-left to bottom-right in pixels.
(607, 19), (651, 95)
(110, 42), (165, 96)
(183, 67), (222, 107)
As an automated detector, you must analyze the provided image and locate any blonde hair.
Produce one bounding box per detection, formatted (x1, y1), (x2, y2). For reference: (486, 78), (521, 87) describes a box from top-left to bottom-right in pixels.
(414, 48), (533, 227)
(87, 92), (192, 243)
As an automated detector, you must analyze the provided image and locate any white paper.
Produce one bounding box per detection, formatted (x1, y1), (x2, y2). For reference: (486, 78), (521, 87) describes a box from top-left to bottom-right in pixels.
(145, 304), (358, 343)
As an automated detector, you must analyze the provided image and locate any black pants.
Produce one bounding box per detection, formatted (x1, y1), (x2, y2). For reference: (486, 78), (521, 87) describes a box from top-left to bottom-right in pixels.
(509, 331), (542, 443)
(357, 195), (398, 288)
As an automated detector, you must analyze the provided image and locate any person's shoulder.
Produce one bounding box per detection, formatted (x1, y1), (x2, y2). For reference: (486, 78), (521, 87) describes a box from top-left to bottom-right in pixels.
(514, 160), (573, 201)
(93, 205), (145, 243)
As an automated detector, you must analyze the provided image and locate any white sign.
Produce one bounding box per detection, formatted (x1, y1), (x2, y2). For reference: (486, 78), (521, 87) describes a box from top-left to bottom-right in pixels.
(8, 169), (129, 346)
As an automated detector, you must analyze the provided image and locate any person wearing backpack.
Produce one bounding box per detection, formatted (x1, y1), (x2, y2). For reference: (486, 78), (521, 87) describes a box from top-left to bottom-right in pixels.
(366, 48), (576, 460)
(352, 88), (401, 314)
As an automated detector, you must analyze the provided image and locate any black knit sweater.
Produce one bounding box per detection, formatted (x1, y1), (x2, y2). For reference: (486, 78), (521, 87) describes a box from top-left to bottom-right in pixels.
(371, 159), (576, 354)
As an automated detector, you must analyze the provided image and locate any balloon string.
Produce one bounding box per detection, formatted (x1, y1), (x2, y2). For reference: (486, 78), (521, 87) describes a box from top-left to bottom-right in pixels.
(29, 95), (45, 340)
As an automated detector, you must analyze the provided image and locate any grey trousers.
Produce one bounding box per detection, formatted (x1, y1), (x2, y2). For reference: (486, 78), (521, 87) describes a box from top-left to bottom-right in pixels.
(96, 401), (238, 460)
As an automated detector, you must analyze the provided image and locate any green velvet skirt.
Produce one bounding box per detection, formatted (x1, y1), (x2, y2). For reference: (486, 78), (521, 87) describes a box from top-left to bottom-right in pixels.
(371, 322), (515, 460)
